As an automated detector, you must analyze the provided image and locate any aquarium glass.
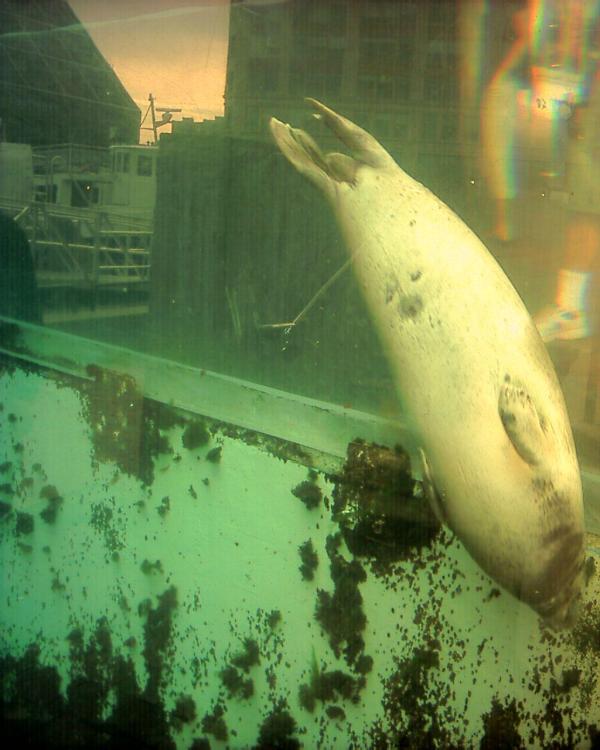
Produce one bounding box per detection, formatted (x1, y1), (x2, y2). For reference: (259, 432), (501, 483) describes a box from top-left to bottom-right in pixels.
(1, 1), (600, 748)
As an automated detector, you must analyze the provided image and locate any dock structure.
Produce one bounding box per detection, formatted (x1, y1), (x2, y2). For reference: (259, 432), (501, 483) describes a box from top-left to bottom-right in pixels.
(1, 194), (151, 288)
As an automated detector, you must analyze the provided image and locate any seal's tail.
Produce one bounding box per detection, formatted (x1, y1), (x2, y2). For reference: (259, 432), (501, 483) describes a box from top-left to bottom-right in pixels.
(269, 116), (335, 196)
(269, 99), (394, 197)
(305, 98), (392, 169)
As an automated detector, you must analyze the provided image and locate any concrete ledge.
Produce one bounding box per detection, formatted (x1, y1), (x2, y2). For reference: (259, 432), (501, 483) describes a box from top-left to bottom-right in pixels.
(1, 315), (599, 533)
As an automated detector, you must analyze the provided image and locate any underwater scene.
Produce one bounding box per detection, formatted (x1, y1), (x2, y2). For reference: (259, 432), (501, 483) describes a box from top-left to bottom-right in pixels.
(1, 0), (600, 748)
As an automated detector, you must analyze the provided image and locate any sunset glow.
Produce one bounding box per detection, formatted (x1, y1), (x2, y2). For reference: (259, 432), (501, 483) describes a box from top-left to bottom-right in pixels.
(68, 0), (231, 140)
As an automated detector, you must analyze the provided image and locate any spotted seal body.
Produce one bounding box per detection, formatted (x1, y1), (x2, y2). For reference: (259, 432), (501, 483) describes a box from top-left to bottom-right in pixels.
(270, 99), (585, 627)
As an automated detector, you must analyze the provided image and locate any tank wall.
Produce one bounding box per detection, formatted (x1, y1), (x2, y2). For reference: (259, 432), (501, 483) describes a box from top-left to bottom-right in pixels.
(1, 342), (600, 748)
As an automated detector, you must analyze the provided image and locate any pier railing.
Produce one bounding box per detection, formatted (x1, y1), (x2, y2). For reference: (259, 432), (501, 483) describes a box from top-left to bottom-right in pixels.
(3, 200), (152, 291)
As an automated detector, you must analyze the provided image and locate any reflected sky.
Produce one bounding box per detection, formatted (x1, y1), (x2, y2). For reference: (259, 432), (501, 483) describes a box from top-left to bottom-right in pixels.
(68, 0), (231, 135)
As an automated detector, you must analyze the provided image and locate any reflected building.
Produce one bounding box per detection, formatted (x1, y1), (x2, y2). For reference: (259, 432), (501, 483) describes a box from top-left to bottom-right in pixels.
(223, 0), (519, 181)
(155, 0), (526, 385)
(0, 0), (139, 147)
(0, 1), (149, 307)
(154, 0), (521, 340)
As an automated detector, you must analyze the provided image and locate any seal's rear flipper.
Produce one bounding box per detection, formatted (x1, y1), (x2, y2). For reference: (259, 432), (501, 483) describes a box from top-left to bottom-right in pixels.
(270, 100), (398, 195)
(269, 118), (335, 198)
(306, 98), (394, 170)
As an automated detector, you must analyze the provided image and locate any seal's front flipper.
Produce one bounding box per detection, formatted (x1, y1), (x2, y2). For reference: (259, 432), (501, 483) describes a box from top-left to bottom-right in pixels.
(418, 448), (448, 525)
(498, 378), (549, 466)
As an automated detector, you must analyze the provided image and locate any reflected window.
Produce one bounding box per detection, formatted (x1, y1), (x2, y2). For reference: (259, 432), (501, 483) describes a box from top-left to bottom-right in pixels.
(292, 2), (347, 36)
(34, 184), (57, 203)
(70, 180), (99, 207)
(290, 46), (343, 97)
(248, 58), (279, 93)
(114, 151), (130, 173)
(137, 155), (153, 177)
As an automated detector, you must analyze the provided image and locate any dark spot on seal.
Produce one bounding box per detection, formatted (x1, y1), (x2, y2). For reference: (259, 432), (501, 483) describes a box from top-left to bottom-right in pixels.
(410, 270), (422, 282)
(409, 219), (416, 227)
(526, 529), (584, 619)
(504, 373), (511, 383)
(385, 283), (397, 305)
(543, 524), (574, 545)
(531, 478), (570, 514)
(399, 295), (423, 319)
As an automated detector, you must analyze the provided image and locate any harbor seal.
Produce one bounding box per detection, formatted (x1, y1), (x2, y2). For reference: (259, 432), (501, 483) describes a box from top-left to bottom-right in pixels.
(270, 99), (585, 628)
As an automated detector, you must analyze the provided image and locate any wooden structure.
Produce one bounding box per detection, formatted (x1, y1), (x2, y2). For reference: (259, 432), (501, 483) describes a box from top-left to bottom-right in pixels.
(149, 122), (387, 405)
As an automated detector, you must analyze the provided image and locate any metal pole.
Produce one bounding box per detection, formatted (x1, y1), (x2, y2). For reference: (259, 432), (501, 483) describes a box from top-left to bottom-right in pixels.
(91, 210), (101, 308)
(149, 93), (158, 144)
